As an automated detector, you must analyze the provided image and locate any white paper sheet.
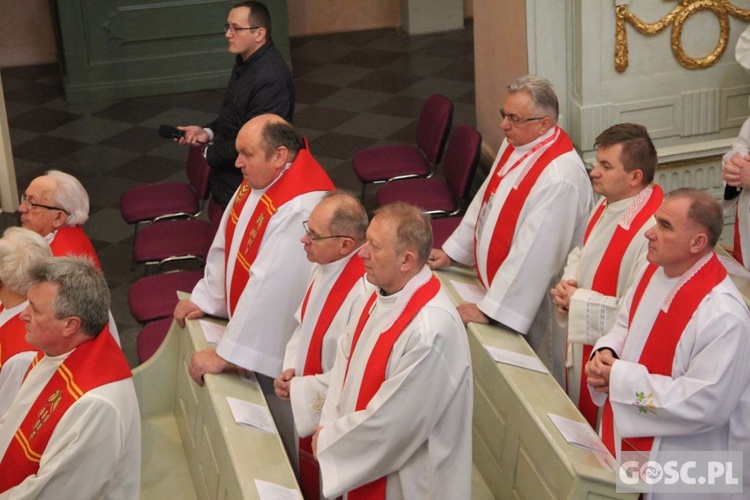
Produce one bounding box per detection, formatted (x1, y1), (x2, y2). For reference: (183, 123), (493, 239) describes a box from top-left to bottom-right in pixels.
(449, 279), (486, 303)
(254, 479), (302, 500)
(226, 396), (276, 433)
(199, 319), (225, 344)
(484, 345), (549, 374)
(548, 413), (609, 455)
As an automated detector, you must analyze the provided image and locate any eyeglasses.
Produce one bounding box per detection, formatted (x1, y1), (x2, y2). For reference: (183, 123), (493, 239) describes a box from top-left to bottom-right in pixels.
(19, 195), (69, 215)
(302, 220), (350, 242)
(499, 108), (546, 125)
(223, 24), (262, 35)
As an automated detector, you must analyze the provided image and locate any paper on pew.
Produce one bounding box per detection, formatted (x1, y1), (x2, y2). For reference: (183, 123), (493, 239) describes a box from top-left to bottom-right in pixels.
(450, 279), (486, 303)
(226, 396), (276, 433)
(484, 345), (549, 374)
(199, 319), (225, 344)
(548, 413), (609, 455)
(254, 479), (302, 500)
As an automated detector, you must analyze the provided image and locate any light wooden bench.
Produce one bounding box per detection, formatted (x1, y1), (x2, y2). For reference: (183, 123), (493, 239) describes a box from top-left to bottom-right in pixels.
(436, 266), (637, 500)
(133, 304), (301, 500)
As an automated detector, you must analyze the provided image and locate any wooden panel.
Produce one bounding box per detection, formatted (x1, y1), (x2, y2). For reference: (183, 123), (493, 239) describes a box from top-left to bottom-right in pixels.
(54, 0), (290, 102)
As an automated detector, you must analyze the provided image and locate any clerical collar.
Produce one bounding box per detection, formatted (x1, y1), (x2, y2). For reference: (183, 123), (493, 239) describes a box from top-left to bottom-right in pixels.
(254, 162), (293, 195)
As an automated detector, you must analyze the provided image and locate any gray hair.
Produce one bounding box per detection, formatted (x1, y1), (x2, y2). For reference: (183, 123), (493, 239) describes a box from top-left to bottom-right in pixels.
(28, 257), (110, 337)
(507, 75), (559, 123)
(0, 227), (52, 295)
(666, 188), (723, 248)
(373, 202), (433, 266)
(46, 170), (90, 226)
(323, 190), (368, 245)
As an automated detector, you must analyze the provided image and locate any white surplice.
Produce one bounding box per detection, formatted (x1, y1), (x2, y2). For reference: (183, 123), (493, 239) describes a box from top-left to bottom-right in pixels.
(562, 189), (656, 404)
(190, 166), (327, 377)
(287, 252), (373, 436)
(0, 351), (141, 499)
(443, 128), (592, 383)
(315, 267), (473, 499)
(722, 115), (750, 269)
(591, 259), (750, 500)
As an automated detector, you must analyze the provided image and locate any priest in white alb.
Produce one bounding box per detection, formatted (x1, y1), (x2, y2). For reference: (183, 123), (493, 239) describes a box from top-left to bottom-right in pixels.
(174, 114), (334, 381)
(272, 191), (372, 500)
(311, 202), (473, 499)
(586, 189), (750, 499)
(429, 75), (592, 384)
(551, 123), (662, 428)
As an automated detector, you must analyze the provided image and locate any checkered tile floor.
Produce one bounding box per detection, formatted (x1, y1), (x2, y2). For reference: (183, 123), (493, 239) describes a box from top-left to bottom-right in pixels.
(1, 24), (476, 366)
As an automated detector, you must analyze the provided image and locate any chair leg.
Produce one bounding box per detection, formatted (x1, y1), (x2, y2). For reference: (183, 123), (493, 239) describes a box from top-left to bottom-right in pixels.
(360, 183), (367, 203)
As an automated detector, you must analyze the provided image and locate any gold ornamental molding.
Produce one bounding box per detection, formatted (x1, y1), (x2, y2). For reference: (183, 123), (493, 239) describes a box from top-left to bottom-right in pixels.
(615, 0), (750, 72)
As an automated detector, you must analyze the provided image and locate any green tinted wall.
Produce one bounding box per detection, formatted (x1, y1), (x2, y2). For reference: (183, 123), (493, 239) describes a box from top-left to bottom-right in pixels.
(54, 0), (291, 103)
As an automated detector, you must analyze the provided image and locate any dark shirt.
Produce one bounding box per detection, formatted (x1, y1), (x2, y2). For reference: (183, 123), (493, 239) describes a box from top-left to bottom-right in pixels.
(205, 40), (295, 208)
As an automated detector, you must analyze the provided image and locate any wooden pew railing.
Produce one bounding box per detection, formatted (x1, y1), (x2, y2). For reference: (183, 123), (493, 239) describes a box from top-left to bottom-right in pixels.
(435, 266), (637, 500)
(132, 294), (301, 500)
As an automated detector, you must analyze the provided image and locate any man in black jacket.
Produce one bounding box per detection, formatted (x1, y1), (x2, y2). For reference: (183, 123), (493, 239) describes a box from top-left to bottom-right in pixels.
(178, 1), (295, 209)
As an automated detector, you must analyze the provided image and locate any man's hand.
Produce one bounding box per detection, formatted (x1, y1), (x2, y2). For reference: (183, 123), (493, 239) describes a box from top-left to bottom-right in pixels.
(312, 426), (323, 459)
(585, 349), (616, 394)
(177, 125), (210, 146)
(274, 368), (295, 401)
(457, 303), (490, 325)
(188, 349), (228, 385)
(551, 278), (578, 314)
(722, 152), (750, 188)
(174, 299), (205, 327)
(428, 249), (451, 270)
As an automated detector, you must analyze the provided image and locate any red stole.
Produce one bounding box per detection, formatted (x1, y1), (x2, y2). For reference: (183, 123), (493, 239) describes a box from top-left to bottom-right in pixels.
(342, 275), (441, 500)
(476, 128), (574, 287)
(600, 254), (726, 456)
(0, 326), (131, 492)
(224, 141), (334, 314)
(577, 186), (663, 428)
(49, 226), (101, 270)
(0, 308), (38, 368)
(297, 255), (365, 500)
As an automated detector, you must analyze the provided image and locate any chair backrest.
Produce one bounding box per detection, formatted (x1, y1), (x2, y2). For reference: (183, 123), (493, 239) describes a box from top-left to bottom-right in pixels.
(186, 146), (211, 201)
(415, 94), (454, 165)
(442, 124), (482, 202)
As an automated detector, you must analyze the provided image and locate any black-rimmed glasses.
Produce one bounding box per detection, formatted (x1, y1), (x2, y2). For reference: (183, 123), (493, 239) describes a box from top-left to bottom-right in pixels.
(499, 108), (546, 125)
(20, 195), (70, 215)
(302, 220), (350, 242)
(223, 24), (262, 35)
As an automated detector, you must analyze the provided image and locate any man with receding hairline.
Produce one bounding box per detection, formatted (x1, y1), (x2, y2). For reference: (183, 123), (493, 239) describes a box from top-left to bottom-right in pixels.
(175, 114), (334, 383)
(585, 189), (750, 496)
(310, 202), (473, 499)
(272, 191), (371, 500)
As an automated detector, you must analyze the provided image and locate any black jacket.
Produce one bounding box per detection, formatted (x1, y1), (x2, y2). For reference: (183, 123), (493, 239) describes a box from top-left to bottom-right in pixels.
(205, 40), (295, 208)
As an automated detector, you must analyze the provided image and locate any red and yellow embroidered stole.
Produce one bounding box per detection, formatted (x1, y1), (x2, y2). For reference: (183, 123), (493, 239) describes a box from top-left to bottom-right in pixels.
(0, 308), (38, 369)
(475, 128), (574, 288)
(50, 226), (101, 270)
(223, 142), (334, 314)
(577, 185), (663, 428)
(600, 254), (726, 455)
(0, 326), (131, 492)
(342, 275), (441, 500)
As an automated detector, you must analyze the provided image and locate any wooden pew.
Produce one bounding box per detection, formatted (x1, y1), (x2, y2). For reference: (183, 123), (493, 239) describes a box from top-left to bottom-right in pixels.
(133, 300), (301, 500)
(435, 266), (637, 500)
